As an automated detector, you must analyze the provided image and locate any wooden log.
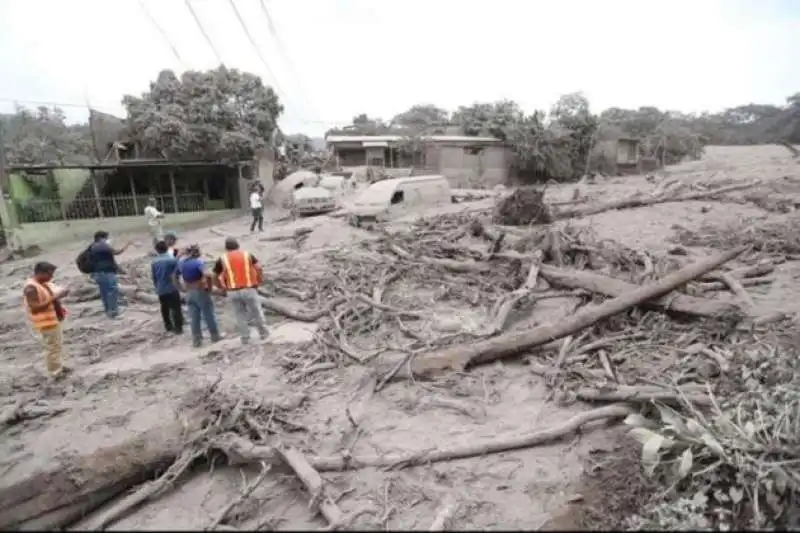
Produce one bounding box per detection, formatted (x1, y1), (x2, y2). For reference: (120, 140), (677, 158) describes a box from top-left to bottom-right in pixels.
(695, 276), (772, 293)
(275, 446), (344, 529)
(428, 495), (459, 531)
(256, 292), (344, 322)
(718, 273), (754, 309)
(214, 404), (635, 473)
(537, 265), (741, 318)
(402, 247), (746, 379)
(0, 414), (200, 530)
(554, 181), (760, 220)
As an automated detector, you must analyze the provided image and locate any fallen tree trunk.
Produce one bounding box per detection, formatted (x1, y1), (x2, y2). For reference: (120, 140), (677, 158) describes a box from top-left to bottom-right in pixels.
(256, 291), (344, 322)
(538, 265), (741, 318)
(555, 181), (760, 220)
(216, 404), (635, 472)
(401, 246), (746, 379)
(0, 414), (200, 530)
(0, 401), (69, 433)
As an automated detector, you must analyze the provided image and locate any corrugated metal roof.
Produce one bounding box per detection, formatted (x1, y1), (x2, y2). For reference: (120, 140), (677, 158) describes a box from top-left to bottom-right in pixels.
(326, 135), (502, 144)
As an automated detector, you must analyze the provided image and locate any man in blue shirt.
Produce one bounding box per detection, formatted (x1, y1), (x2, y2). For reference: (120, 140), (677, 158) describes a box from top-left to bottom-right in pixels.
(177, 244), (222, 347)
(89, 231), (132, 319)
(151, 240), (184, 334)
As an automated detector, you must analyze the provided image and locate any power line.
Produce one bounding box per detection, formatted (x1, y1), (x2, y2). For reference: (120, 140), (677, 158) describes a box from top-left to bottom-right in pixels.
(227, 0), (305, 121)
(0, 96), (348, 126)
(184, 0), (223, 65)
(138, 0), (186, 68)
(257, 0), (321, 119)
(0, 97), (119, 112)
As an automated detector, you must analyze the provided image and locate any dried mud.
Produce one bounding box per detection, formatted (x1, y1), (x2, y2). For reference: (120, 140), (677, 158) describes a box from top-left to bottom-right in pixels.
(1, 144), (799, 530)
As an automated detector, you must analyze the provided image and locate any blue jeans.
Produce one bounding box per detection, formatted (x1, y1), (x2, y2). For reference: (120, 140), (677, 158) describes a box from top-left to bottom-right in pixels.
(92, 272), (119, 318)
(186, 289), (221, 346)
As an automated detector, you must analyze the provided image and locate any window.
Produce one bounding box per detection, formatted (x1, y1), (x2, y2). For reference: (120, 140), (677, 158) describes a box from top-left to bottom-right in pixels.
(294, 182), (305, 190)
(390, 191), (404, 205)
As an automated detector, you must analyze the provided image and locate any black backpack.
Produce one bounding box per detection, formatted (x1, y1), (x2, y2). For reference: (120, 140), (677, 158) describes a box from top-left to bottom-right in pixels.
(76, 244), (94, 274)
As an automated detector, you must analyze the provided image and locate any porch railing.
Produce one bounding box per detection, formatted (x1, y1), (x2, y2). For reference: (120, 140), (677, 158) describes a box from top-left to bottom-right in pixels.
(13, 193), (208, 224)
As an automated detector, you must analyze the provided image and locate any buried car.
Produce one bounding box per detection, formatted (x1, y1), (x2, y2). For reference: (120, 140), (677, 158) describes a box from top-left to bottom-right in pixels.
(347, 174), (452, 227)
(292, 185), (338, 216)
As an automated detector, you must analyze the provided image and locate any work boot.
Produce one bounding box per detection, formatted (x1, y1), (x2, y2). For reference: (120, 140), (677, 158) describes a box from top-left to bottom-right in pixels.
(48, 366), (71, 383)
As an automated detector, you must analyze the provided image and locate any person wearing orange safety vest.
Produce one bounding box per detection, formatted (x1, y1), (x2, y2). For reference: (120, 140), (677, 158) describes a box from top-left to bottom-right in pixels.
(213, 237), (268, 345)
(23, 262), (71, 380)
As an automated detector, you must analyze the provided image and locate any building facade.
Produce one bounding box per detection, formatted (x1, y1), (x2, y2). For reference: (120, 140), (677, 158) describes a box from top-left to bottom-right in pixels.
(326, 135), (512, 188)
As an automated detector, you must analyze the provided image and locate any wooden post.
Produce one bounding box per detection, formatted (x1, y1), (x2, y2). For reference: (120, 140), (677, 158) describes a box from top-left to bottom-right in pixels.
(202, 176), (210, 210)
(169, 169), (178, 213)
(89, 169), (105, 218)
(111, 195), (119, 217)
(0, 120), (19, 250)
(128, 169), (139, 215)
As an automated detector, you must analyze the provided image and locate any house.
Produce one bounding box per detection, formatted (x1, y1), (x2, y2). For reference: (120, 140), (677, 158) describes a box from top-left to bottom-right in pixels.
(325, 135), (512, 188)
(0, 153), (275, 251)
(590, 137), (643, 175)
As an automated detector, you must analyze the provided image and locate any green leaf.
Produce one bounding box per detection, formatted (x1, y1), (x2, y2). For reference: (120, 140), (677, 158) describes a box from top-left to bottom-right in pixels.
(692, 490), (708, 507)
(623, 413), (650, 427)
(677, 448), (693, 479)
(629, 427), (660, 445)
(642, 434), (664, 476)
(685, 418), (704, 437)
(700, 432), (726, 457)
(657, 405), (687, 434)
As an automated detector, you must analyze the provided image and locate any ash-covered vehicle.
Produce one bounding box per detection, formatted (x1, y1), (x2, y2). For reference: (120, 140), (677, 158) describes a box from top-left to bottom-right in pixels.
(346, 174), (452, 227)
(291, 174), (358, 217)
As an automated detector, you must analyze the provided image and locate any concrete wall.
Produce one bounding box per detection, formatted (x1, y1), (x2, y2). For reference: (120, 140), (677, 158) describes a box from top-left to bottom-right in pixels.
(11, 209), (242, 251)
(237, 152), (275, 207)
(255, 152), (275, 196)
(431, 144), (510, 188)
(365, 147), (384, 165)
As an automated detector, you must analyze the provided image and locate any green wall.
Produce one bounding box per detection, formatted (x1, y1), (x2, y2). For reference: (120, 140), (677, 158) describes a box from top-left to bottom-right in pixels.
(14, 209), (242, 250)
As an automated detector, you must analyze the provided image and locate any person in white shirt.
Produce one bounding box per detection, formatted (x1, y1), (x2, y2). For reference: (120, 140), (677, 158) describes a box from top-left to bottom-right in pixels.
(144, 197), (164, 245)
(249, 184), (264, 232)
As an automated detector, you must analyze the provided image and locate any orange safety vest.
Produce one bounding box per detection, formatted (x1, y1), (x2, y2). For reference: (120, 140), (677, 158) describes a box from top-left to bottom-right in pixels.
(23, 279), (60, 331)
(218, 250), (262, 290)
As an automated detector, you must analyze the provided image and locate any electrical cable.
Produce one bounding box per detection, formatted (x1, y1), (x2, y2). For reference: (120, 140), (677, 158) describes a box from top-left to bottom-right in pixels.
(227, 0), (310, 124)
(138, 0), (186, 68)
(0, 96), (347, 126)
(184, 0), (223, 65)
(257, 0), (320, 118)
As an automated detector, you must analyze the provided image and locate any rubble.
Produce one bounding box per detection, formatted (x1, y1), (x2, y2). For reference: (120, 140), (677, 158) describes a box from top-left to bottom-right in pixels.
(1, 145), (800, 530)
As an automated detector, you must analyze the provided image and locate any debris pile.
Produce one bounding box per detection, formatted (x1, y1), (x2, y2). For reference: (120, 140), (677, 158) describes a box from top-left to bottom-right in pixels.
(672, 215), (800, 256)
(492, 186), (552, 225)
(1, 174), (798, 530)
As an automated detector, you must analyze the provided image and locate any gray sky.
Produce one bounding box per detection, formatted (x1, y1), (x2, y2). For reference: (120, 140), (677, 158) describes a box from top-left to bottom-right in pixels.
(1, 0), (798, 137)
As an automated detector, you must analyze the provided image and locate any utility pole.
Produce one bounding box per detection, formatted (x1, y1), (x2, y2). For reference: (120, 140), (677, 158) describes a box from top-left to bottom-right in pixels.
(0, 120), (20, 252)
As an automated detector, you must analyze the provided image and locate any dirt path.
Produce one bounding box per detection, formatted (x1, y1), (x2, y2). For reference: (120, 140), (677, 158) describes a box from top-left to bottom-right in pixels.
(2, 144), (799, 530)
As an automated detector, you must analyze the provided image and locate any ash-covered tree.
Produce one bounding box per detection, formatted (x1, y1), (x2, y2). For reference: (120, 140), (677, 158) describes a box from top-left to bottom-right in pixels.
(325, 114), (390, 137)
(390, 104), (449, 131)
(452, 96), (597, 181)
(451, 100), (526, 139)
(122, 66), (283, 161)
(1, 105), (94, 165)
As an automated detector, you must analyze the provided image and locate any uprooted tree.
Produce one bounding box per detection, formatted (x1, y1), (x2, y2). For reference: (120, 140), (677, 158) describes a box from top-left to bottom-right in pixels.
(122, 66), (284, 162)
